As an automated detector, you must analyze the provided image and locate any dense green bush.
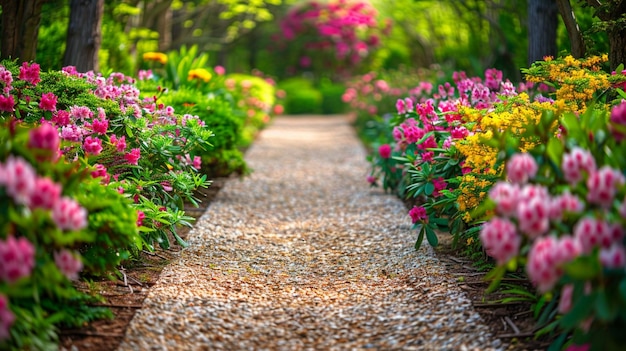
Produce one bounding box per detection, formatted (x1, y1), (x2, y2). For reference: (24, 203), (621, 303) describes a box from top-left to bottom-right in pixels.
(319, 79), (347, 114)
(278, 77), (323, 114)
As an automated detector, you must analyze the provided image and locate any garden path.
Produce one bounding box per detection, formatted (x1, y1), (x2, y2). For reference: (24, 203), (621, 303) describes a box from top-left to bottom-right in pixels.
(118, 115), (503, 350)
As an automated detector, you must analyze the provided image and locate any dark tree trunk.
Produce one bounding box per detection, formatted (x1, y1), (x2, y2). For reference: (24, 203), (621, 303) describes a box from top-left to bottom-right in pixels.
(556, 0), (585, 58)
(608, 26), (626, 71)
(63, 0), (104, 72)
(0, 0), (45, 62)
(528, 0), (558, 66)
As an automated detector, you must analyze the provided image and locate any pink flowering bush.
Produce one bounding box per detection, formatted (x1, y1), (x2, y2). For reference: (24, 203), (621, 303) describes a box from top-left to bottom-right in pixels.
(279, 0), (385, 79)
(474, 101), (626, 350)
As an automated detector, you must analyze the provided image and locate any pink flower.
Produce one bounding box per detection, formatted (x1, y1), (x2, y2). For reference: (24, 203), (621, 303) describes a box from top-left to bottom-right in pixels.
(124, 148), (141, 165)
(299, 56), (312, 67)
(366, 175), (377, 184)
(136, 210), (145, 227)
(506, 153), (537, 184)
(404, 97), (414, 113)
(409, 206), (428, 223)
(52, 110), (71, 126)
(214, 65), (225, 76)
(70, 105), (93, 120)
(395, 99), (406, 114)
(450, 126), (469, 139)
(573, 217), (608, 253)
(60, 124), (83, 142)
(39, 92), (58, 111)
(0, 94), (15, 112)
(586, 166), (624, 207)
(562, 147), (596, 185)
(19, 62), (41, 85)
(28, 122), (60, 156)
(526, 236), (563, 293)
(421, 151), (434, 162)
(110, 134), (127, 152)
(558, 284), (574, 314)
(52, 197), (88, 231)
(609, 101), (626, 142)
(0, 294), (15, 341)
(432, 177), (447, 197)
(600, 244), (626, 268)
(549, 192), (584, 220)
(564, 344), (590, 351)
(29, 177), (61, 210)
(161, 181), (173, 192)
(83, 136), (103, 155)
(0, 236), (36, 283)
(378, 144), (392, 159)
(193, 156), (202, 169)
(479, 217), (520, 265)
(91, 118), (109, 134)
(489, 182), (520, 217)
(3, 156), (37, 206)
(517, 196), (550, 238)
(54, 250), (83, 280)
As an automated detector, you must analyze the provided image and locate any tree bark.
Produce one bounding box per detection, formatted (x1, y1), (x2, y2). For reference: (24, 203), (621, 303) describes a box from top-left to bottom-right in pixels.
(528, 0), (558, 65)
(556, 0), (585, 58)
(0, 0), (45, 62)
(608, 25), (626, 71)
(63, 0), (104, 72)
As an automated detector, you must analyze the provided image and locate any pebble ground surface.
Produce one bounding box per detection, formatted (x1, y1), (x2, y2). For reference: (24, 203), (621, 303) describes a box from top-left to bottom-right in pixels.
(118, 115), (505, 351)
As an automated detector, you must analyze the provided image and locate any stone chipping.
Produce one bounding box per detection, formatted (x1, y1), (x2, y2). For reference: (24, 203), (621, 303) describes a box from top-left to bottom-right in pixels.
(118, 115), (504, 351)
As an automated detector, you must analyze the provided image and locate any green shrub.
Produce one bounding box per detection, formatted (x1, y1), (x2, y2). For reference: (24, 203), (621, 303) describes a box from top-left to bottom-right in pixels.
(319, 80), (347, 114)
(278, 77), (323, 114)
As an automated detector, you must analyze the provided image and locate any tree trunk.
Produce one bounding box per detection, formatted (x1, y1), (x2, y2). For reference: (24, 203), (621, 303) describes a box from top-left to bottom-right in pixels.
(556, 0), (585, 58)
(608, 26), (626, 72)
(63, 0), (104, 72)
(0, 0), (45, 62)
(527, 0), (558, 65)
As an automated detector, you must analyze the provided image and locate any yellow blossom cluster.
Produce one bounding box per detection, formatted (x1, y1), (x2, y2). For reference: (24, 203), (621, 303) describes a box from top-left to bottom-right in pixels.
(188, 68), (212, 83)
(142, 52), (168, 65)
(456, 173), (494, 222)
(525, 55), (611, 113)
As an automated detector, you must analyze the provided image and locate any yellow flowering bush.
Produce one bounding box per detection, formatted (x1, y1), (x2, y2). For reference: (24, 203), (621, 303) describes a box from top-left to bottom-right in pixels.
(188, 68), (212, 83)
(142, 51), (168, 65)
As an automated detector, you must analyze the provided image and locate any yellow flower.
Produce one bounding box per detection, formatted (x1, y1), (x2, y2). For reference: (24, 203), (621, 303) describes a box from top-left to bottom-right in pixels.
(188, 68), (212, 83)
(143, 52), (168, 65)
(466, 237), (474, 246)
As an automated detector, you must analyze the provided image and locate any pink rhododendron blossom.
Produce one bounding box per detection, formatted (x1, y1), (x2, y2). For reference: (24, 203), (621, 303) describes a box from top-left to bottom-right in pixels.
(558, 284), (574, 314)
(39, 92), (58, 111)
(0, 236), (36, 283)
(366, 175), (376, 184)
(52, 110), (71, 126)
(378, 144), (392, 159)
(3, 156), (37, 206)
(395, 99), (406, 114)
(562, 147), (596, 185)
(527, 236), (567, 293)
(421, 151), (434, 162)
(450, 126), (469, 139)
(479, 217), (520, 265)
(517, 197), (550, 238)
(91, 118), (109, 134)
(0, 294), (14, 340)
(193, 156), (202, 169)
(0, 94), (15, 112)
(161, 181), (173, 192)
(29, 177), (61, 210)
(214, 65), (225, 75)
(432, 177), (447, 197)
(70, 105), (93, 120)
(609, 101), (626, 142)
(61, 124), (84, 142)
(404, 97), (414, 113)
(28, 122), (60, 156)
(506, 153), (537, 184)
(54, 250), (83, 280)
(136, 210), (145, 227)
(549, 192), (584, 220)
(586, 166), (625, 207)
(409, 206), (427, 223)
(83, 136), (103, 155)
(19, 62), (41, 85)
(0, 65), (13, 91)
(110, 134), (127, 152)
(91, 164), (110, 184)
(573, 217), (608, 253)
(125, 148), (141, 165)
(489, 182), (520, 217)
(518, 184), (550, 203)
(137, 69), (153, 80)
(600, 244), (626, 268)
(52, 197), (88, 231)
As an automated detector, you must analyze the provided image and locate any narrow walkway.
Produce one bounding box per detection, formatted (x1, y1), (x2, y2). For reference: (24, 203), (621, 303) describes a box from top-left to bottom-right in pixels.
(118, 115), (502, 351)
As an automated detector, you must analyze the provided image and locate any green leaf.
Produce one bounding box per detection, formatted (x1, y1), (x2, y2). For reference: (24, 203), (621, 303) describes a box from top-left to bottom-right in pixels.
(424, 182), (435, 196)
(425, 225), (438, 247)
(485, 265), (506, 293)
(563, 256), (601, 280)
(546, 137), (563, 166)
(561, 112), (584, 146)
(415, 226), (425, 251)
(595, 290), (617, 321)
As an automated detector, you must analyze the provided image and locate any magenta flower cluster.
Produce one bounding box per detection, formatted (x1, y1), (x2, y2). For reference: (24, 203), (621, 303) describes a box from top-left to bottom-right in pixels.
(480, 150), (626, 293)
(281, 0), (383, 70)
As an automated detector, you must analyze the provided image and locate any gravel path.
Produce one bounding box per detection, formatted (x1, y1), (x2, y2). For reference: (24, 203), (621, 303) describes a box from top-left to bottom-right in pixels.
(118, 115), (503, 351)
